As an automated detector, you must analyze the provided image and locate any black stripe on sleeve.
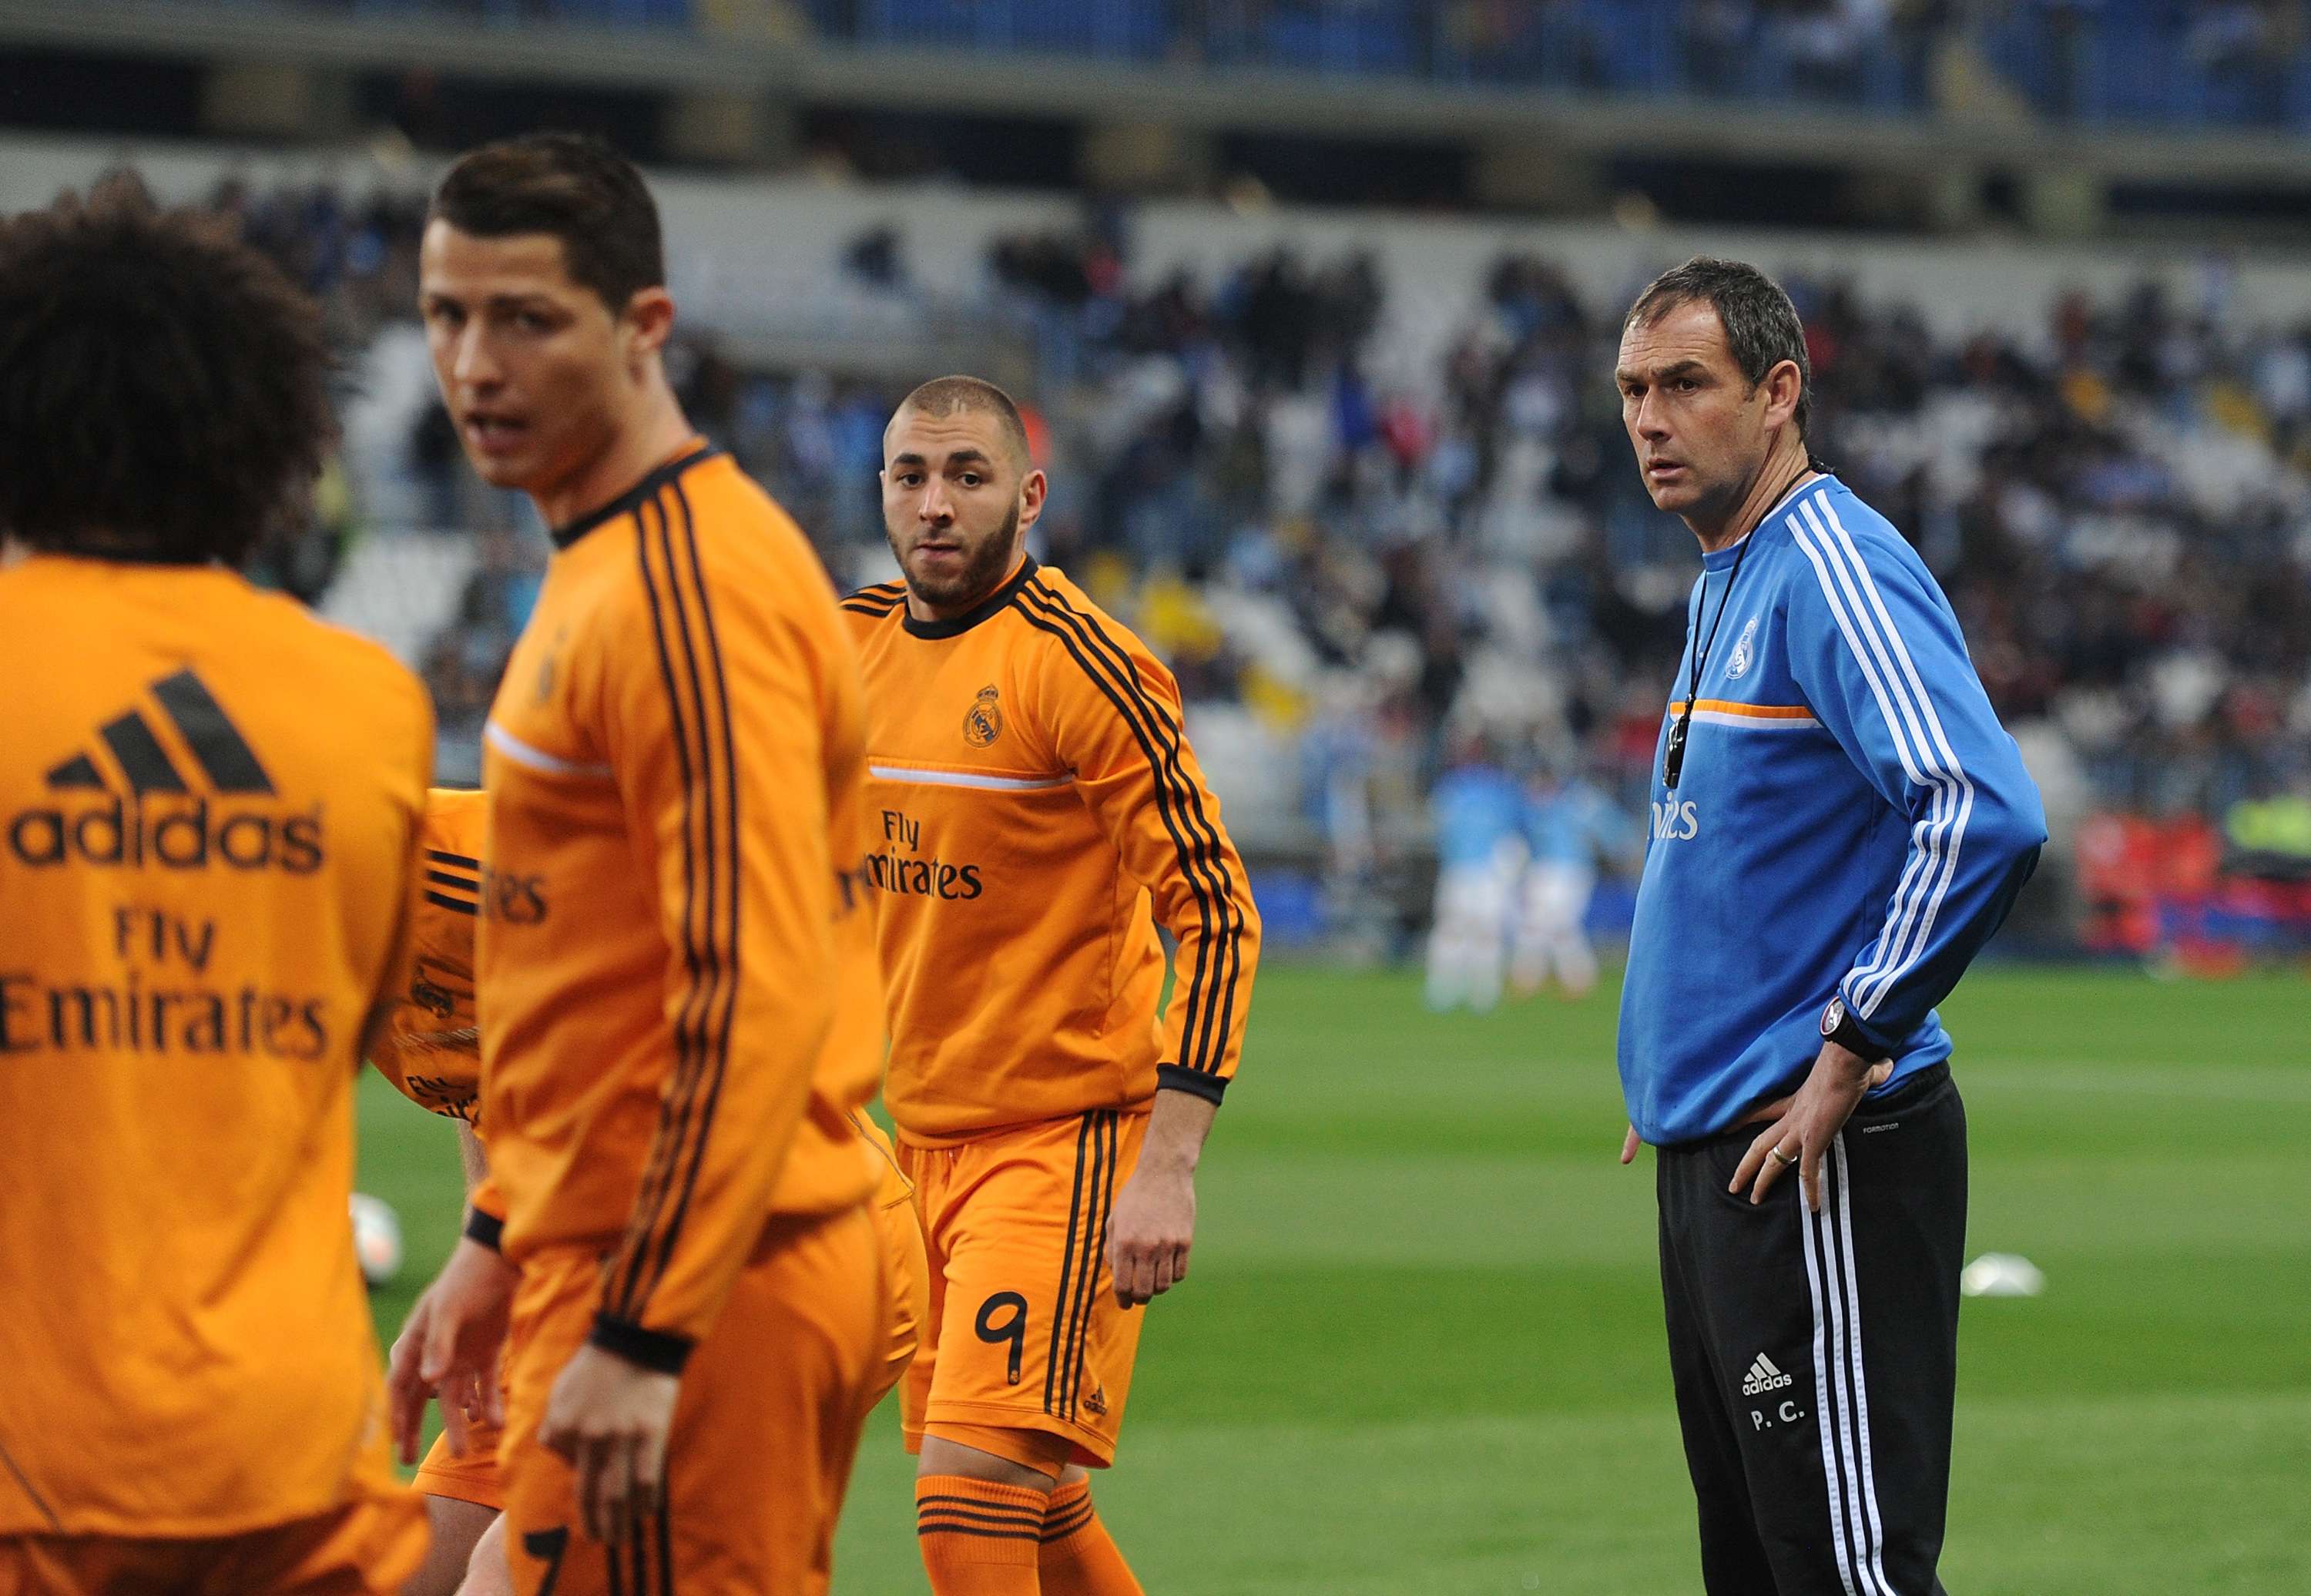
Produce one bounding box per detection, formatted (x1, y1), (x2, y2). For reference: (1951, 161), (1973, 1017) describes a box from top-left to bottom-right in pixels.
(1035, 584), (1247, 1081)
(634, 478), (745, 1315)
(425, 850), (481, 871)
(1015, 585), (1239, 1079)
(603, 495), (700, 1316)
(1020, 582), (1239, 1077)
(1041, 1113), (1095, 1415)
(1043, 587), (1247, 1081)
(424, 868), (480, 891)
(423, 890), (479, 917)
(1010, 592), (1216, 1068)
(840, 580), (905, 616)
(605, 491), (722, 1322)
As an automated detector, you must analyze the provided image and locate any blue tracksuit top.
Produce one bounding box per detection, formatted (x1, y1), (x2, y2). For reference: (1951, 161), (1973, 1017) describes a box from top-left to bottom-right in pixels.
(1618, 476), (2046, 1145)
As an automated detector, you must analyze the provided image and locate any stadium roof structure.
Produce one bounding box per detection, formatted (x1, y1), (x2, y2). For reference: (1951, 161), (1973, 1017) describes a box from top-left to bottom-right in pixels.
(6, 0), (2311, 235)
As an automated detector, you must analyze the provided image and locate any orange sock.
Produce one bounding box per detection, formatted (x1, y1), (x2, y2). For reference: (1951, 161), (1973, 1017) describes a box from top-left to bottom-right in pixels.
(1038, 1478), (1143, 1595)
(916, 1474), (1045, 1594)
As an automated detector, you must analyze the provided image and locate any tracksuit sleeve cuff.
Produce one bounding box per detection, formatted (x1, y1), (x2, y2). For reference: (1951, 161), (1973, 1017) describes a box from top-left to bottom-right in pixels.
(461, 1205), (505, 1252)
(1831, 992), (1898, 1061)
(1156, 1064), (1228, 1105)
(590, 1314), (695, 1375)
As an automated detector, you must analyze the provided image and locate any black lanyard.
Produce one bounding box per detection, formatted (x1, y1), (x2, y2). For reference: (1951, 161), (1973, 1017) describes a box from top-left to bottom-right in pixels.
(1662, 531), (1752, 792)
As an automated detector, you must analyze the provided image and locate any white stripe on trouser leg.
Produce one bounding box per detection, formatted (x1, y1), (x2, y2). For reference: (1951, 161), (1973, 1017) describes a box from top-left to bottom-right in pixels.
(1800, 1179), (1861, 1596)
(1824, 1174), (1877, 1587)
(1820, 1140), (1896, 1595)
(1833, 1135), (1897, 1594)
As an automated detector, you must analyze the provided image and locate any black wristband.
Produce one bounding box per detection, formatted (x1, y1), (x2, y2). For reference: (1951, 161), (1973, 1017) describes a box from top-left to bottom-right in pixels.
(589, 1313), (694, 1376)
(1156, 1064), (1228, 1105)
(462, 1206), (505, 1252)
(1820, 997), (1892, 1064)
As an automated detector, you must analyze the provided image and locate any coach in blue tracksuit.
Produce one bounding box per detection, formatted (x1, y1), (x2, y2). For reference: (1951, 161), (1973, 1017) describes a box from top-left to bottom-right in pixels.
(1612, 259), (2045, 1595)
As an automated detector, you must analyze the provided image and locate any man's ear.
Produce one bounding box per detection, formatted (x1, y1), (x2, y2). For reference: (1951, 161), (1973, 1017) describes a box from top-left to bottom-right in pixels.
(1761, 357), (1804, 431)
(623, 287), (676, 362)
(1015, 468), (1049, 539)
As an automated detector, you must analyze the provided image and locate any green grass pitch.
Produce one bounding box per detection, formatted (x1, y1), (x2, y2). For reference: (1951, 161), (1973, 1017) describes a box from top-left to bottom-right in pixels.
(358, 964), (2310, 1592)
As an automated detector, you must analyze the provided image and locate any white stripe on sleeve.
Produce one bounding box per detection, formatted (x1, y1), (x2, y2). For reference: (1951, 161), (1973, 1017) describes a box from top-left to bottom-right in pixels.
(1786, 499), (1952, 1012)
(1816, 496), (1978, 1019)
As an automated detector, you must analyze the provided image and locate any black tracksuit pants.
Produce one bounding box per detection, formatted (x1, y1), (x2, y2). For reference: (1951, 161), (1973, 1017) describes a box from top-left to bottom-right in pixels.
(1655, 1062), (1967, 1595)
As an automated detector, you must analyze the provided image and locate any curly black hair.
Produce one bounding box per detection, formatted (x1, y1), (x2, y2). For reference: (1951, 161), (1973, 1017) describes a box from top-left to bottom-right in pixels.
(0, 173), (334, 567)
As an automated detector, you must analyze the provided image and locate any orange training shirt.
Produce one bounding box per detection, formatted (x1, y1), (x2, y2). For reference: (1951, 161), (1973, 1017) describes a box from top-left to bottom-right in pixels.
(478, 444), (881, 1372)
(839, 556), (1259, 1142)
(0, 554), (432, 1537)
(370, 787), (485, 1122)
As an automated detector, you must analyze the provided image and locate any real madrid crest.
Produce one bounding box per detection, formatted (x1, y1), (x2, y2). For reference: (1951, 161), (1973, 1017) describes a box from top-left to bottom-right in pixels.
(1724, 616), (1760, 682)
(962, 685), (1004, 748)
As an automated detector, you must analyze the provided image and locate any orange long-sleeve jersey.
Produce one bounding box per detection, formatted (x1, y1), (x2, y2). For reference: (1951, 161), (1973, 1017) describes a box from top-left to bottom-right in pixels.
(0, 555), (432, 1537)
(370, 787), (485, 1122)
(838, 556), (1259, 1142)
(478, 444), (882, 1373)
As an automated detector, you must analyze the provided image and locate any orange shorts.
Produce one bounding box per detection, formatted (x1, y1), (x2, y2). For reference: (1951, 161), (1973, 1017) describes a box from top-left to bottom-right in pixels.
(413, 1413), (507, 1513)
(867, 1158), (931, 1417)
(0, 1490), (428, 1595)
(411, 1168), (914, 1532)
(900, 1108), (1148, 1470)
(498, 1205), (884, 1596)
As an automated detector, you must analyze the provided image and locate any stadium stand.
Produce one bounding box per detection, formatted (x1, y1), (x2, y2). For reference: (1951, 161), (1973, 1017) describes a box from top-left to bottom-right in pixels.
(116, 2), (2311, 132)
(35, 132), (2293, 957)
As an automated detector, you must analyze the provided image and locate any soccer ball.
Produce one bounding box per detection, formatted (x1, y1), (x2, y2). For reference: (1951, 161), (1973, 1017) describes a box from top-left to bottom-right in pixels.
(350, 1192), (404, 1289)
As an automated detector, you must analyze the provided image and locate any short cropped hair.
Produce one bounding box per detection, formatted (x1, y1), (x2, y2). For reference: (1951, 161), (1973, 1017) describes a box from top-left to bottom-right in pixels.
(1625, 256), (1813, 439)
(0, 173), (333, 567)
(896, 374), (1031, 467)
(430, 132), (662, 314)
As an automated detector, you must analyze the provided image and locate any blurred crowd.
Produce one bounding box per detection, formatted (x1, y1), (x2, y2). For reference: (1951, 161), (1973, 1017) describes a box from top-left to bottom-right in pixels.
(203, 171), (2311, 949)
(202, 176), (432, 603)
(802, 1), (2311, 126)
(746, 220), (2311, 836)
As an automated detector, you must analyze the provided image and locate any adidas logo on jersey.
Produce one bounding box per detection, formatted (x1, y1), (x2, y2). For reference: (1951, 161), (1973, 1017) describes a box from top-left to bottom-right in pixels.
(8, 669), (323, 873)
(1742, 1353), (1794, 1396)
(46, 668), (274, 797)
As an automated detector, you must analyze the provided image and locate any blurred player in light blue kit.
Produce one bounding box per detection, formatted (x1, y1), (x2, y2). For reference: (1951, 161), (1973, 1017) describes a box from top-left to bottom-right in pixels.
(1511, 756), (1637, 1000)
(1424, 736), (1528, 1011)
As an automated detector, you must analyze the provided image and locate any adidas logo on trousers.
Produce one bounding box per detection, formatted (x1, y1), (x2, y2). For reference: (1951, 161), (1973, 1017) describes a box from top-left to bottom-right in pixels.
(1742, 1353), (1793, 1396)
